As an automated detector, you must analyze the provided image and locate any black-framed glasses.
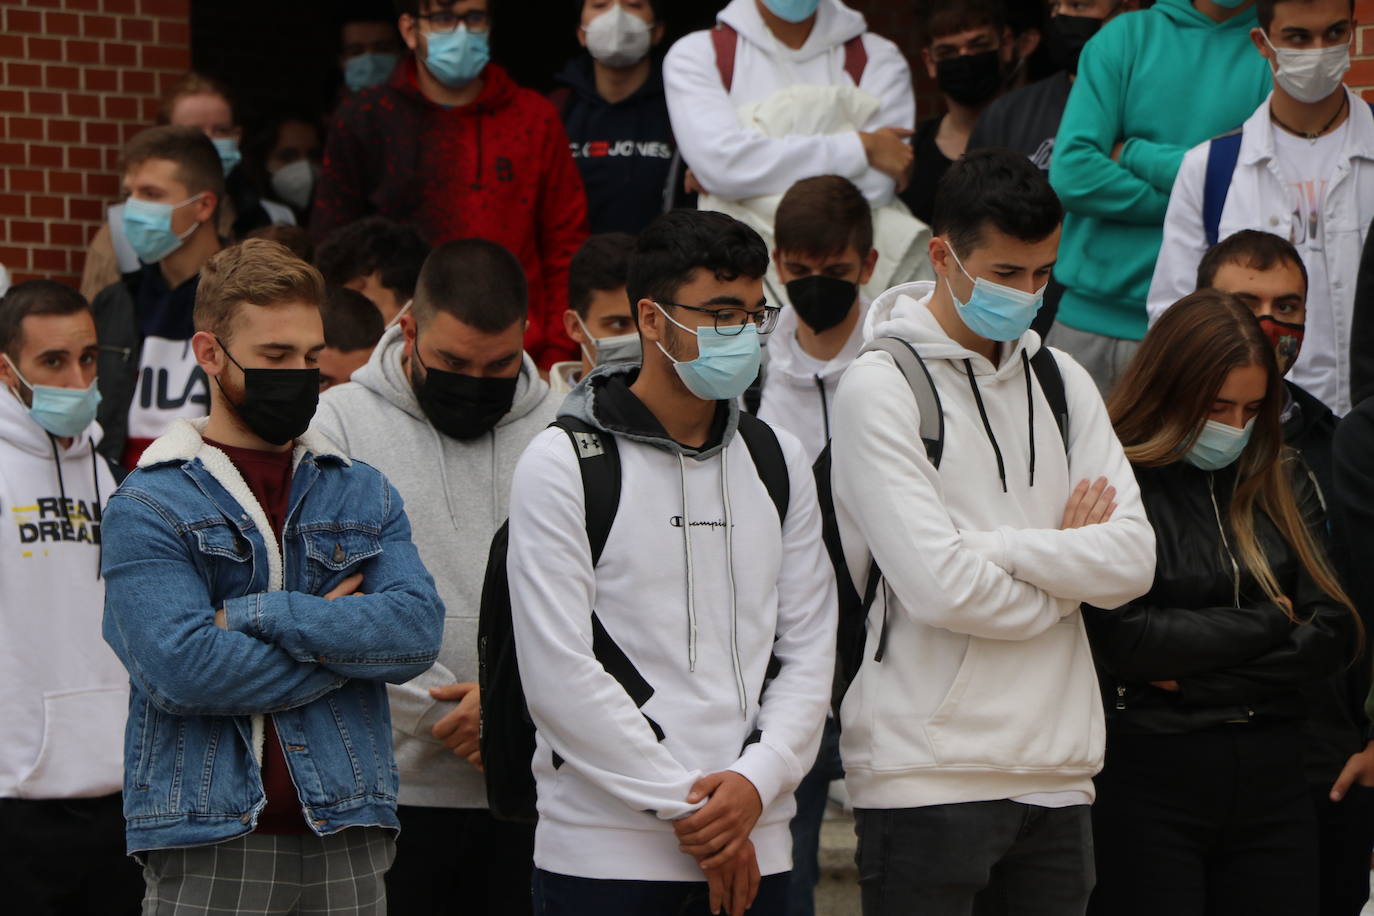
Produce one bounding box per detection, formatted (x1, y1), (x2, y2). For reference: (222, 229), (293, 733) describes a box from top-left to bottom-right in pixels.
(416, 8), (490, 34)
(659, 300), (779, 336)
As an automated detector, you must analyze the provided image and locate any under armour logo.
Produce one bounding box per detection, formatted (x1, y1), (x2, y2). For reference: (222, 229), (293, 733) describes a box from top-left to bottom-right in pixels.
(573, 431), (604, 458)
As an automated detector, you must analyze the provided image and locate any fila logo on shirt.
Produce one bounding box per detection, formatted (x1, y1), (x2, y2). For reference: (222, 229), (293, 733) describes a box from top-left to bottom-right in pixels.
(669, 516), (729, 529)
(12, 496), (102, 545)
(571, 140), (675, 160)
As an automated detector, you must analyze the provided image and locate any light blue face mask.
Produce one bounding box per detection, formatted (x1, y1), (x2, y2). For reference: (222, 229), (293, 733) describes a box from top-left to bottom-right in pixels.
(424, 25), (490, 88)
(654, 303), (761, 401)
(762, 0), (822, 23)
(122, 193), (205, 264)
(943, 241), (1046, 342)
(1184, 418), (1254, 471)
(5, 355), (102, 439)
(344, 52), (400, 91)
(211, 137), (241, 177)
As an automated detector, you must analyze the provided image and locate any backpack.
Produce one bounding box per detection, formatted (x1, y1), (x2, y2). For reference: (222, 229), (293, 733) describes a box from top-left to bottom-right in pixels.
(815, 337), (1069, 721)
(1201, 101), (1374, 247)
(478, 412), (791, 824)
(710, 22), (867, 91)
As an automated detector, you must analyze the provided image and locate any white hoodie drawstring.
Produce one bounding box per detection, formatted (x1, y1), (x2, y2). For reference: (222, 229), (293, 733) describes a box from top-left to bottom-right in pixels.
(720, 446), (747, 716)
(678, 454), (698, 671)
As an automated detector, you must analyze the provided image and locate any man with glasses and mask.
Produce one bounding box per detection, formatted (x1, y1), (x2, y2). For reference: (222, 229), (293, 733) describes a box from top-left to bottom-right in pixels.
(313, 0), (589, 371)
(314, 238), (556, 916)
(505, 209), (835, 916)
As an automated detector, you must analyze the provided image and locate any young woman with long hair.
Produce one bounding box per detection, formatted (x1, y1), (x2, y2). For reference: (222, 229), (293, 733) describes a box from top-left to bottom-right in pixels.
(1084, 289), (1358, 916)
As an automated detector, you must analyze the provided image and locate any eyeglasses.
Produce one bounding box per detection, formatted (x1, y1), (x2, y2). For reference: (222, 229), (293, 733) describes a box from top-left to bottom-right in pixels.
(658, 301), (779, 336)
(416, 8), (490, 34)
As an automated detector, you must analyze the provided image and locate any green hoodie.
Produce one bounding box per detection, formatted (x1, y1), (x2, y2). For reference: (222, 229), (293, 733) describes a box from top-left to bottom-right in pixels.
(1049, 0), (1271, 341)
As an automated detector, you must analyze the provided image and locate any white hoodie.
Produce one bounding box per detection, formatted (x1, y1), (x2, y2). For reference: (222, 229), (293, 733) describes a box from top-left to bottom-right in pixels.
(0, 388), (125, 799)
(830, 283), (1156, 809)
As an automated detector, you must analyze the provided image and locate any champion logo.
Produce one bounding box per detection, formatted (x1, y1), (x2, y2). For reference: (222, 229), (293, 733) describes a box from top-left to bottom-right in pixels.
(669, 517), (728, 529)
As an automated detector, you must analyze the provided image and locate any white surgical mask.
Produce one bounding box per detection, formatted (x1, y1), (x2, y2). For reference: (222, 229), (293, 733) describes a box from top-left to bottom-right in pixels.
(575, 314), (641, 367)
(1263, 33), (1351, 104)
(583, 4), (653, 69)
(270, 159), (319, 211)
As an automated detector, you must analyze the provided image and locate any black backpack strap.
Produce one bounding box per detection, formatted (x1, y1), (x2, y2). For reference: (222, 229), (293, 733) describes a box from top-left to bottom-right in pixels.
(552, 417), (620, 566)
(1029, 348), (1069, 451)
(735, 412), (789, 524)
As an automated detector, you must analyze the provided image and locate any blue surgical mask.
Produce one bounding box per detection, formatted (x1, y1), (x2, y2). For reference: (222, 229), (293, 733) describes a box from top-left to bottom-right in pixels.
(762, 0), (821, 23)
(344, 51), (400, 91)
(1184, 418), (1254, 471)
(212, 137), (241, 177)
(654, 303), (761, 401)
(122, 193), (206, 263)
(4, 355), (102, 439)
(423, 25), (490, 89)
(943, 241), (1045, 342)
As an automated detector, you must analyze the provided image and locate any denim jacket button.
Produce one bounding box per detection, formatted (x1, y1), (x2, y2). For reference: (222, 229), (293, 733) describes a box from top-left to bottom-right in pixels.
(332, 544), (345, 565)
(240, 812), (251, 825)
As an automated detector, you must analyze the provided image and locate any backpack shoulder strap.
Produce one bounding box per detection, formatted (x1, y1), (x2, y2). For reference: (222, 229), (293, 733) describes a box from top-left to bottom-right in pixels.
(736, 412), (790, 524)
(712, 23), (739, 93)
(552, 418), (621, 566)
(842, 35), (868, 85)
(861, 337), (944, 468)
(1029, 348), (1069, 451)
(1202, 129), (1243, 248)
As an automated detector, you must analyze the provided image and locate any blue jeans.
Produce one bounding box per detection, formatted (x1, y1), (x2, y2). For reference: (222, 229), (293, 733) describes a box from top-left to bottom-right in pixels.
(787, 717), (844, 916)
(532, 869), (790, 916)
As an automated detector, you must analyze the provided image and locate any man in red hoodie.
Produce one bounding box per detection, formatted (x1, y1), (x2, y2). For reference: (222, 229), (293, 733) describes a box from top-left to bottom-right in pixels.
(313, 0), (588, 369)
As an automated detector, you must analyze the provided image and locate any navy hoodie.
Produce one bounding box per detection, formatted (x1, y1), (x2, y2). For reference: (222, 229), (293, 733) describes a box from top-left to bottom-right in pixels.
(555, 56), (683, 235)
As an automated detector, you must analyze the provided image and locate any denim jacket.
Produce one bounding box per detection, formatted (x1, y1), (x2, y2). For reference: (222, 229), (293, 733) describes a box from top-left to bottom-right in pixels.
(101, 418), (445, 853)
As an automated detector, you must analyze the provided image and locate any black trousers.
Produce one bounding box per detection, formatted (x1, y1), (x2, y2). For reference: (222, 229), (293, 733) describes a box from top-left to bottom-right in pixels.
(1089, 724), (1318, 916)
(1313, 782), (1374, 916)
(0, 793), (143, 916)
(384, 804), (536, 916)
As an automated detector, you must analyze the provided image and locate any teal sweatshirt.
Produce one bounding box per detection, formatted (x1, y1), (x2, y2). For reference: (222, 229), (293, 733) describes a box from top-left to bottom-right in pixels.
(1049, 0), (1270, 340)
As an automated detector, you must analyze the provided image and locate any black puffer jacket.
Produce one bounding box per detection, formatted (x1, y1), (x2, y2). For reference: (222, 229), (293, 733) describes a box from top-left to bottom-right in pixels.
(1084, 454), (1354, 736)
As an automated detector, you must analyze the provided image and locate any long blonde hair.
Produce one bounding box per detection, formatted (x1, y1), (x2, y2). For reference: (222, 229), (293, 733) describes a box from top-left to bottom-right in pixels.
(1108, 290), (1355, 629)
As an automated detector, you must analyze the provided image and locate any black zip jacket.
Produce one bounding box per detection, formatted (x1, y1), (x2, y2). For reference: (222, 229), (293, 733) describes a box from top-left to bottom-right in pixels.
(1334, 398), (1374, 739)
(1084, 455), (1354, 742)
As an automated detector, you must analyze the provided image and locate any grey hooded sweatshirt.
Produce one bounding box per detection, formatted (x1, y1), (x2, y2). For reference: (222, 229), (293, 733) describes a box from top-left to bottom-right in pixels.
(314, 325), (559, 809)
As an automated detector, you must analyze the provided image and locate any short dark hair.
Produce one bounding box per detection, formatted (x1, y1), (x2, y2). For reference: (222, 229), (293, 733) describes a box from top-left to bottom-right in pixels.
(775, 175), (874, 259)
(0, 280), (90, 359)
(931, 148), (1063, 254)
(158, 71), (237, 127)
(1196, 229), (1310, 297)
(246, 223), (315, 263)
(923, 0), (1006, 45)
(413, 238), (528, 332)
(392, 0), (457, 15)
(626, 210), (769, 325)
(322, 286), (387, 352)
(315, 217), (429, 302)
(123, 125), (226, 203)
(1256, 0), (1355, 32)
(569, 233), (635, 318)
(195, 239), (327, 341)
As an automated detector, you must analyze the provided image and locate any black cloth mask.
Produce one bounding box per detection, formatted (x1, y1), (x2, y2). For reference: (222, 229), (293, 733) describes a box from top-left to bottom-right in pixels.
(786, 276), (858, 334)
(935, 50), (1004, 107)
(1044, 14), (1104, 75)
(411, 346), (517, 441)
(214, 338), (320, 446)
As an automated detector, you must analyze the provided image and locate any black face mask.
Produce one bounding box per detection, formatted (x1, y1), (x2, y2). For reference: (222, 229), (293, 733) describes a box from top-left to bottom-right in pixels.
(935, 50), (1004, 107)
(786, 276), (858, 334)
(1044, 14), (1104, 75)
(215, 338), (321, 446)
(411, 346), (517, 441)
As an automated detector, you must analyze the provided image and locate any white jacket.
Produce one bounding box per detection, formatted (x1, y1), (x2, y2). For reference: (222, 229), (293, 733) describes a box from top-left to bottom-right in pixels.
(831, 283), (1155, 809)
(1148, 88), (1374, 415)
(0, 389), (125, 799)
(506, 370), (836, 880)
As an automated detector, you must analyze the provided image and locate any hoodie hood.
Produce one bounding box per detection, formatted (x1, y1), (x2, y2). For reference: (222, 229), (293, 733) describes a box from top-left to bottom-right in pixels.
(390, 54), (518, 113)
(865, 280), (1043, 376)
(0, 383), (102, 459)
(718, 0), (866, 64)
(1152, 0), (1256, 30)
(560, 363), (740, 461)
(765, 296), (869, 383)
(350, 324), (550, 429)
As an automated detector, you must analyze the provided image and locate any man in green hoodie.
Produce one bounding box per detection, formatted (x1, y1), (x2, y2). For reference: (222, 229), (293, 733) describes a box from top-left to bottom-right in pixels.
(1048, 0), (1271, 394)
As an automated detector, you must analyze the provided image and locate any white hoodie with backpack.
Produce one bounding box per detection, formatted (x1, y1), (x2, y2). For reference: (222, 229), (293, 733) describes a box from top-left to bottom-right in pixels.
(0, 388), (125, 800)
(830, 282), (1156, 809)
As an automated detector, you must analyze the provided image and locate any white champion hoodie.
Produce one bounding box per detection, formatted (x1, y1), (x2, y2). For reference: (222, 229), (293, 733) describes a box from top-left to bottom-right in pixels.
(830, 283), (1156, 809)
(0, 388), (125, 799)
(506, 367), (837, 881)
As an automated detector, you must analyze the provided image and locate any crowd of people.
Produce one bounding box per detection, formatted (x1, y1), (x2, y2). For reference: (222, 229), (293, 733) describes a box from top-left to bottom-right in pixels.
(5, 0), (1374, 915)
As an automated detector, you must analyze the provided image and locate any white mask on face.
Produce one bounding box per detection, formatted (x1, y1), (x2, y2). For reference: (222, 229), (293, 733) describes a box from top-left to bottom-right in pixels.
(270, 159), (319, 211)
(1263, 33), (1351, 104)
(583, 4), (653, 69)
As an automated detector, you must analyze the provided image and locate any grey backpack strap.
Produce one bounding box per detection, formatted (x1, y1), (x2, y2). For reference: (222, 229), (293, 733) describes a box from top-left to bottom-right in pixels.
(861, 337), (945, 468)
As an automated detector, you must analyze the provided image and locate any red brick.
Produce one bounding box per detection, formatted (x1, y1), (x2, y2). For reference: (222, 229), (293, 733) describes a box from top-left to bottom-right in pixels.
(104, 0), (137, 13)
(69, 198), (103, 221)
(140, 0), (188, 17)
(86, 172), (120, 198)
(28, 145), (63, 168)
(0, 34), (24, 57)
(82, 67), (117, 92)
(49, 171), (84, 194)
(25, 0), (62, 7)
(142, 44), (189, 70)
(9, 169), (44, 192)
(0, 195), (24, 217)
(28, 92), (63, 115)
(104, 42), (138, 67)
(46, 119), (81, 143)
(68, 146), (102, 169)
(50, 222), (92, 247)
(65, 39), (101, 64)
(84, 121), (119, 145)
(26, 37), (63, 61)
(67, 93), (100, 118)
(6, 62), (42, 88)
(33, 249), (68, 272)
(0, 90), (23, 114)
(121, 70), (156, 94)
(5, 9), (42, 32)
(1349, 58), (1374, 87)
(84, 14), (118, 38)
(30, 196), (65, 219)
(120, 17), (154, 41)
(157, 19), (189, 45)
(45, 65), (81, 90)
(104, 95), (139, 120)
(0, 144), (21, 165)
(67, 0), (102, 9)
(140, 98), (160, 122)
(11, 221), (45, 244)
(9, 117), (44, 140)
(117, 122), (141, 143)
(0, 248), (31, 271)
(43, 11), (81, 36)
(156, 71), (183, 95)
(102, 148), (121, 172)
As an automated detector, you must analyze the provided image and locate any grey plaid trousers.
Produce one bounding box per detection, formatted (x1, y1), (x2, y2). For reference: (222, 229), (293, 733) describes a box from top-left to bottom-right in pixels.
(140, 827), (396, 915)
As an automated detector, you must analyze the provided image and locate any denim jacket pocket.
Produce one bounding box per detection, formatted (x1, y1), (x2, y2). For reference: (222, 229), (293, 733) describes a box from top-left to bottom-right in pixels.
(301, 526), (383, 592)
(191, 519), (252, 563)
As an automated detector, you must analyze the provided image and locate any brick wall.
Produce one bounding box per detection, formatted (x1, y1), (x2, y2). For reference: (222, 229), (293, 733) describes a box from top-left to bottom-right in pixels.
(0, 0), (190, 290)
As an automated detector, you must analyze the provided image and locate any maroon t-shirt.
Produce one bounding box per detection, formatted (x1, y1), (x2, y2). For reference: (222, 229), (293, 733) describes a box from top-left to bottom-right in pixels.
(206, 438), (309, 835)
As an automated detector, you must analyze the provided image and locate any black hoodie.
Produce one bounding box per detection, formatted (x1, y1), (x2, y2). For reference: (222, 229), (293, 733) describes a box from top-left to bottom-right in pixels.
(554, 55), (683, 235)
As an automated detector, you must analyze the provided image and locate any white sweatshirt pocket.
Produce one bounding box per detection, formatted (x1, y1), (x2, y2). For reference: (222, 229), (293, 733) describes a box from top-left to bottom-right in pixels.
(16, 686), (127, 799)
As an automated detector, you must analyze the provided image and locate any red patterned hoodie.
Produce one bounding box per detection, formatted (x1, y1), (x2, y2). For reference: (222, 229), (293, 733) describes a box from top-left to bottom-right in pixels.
(314, 57), (588, 368)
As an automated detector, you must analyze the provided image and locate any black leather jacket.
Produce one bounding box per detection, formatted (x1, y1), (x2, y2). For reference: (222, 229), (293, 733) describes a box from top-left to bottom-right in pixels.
(1084, 455), (1354, 735)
